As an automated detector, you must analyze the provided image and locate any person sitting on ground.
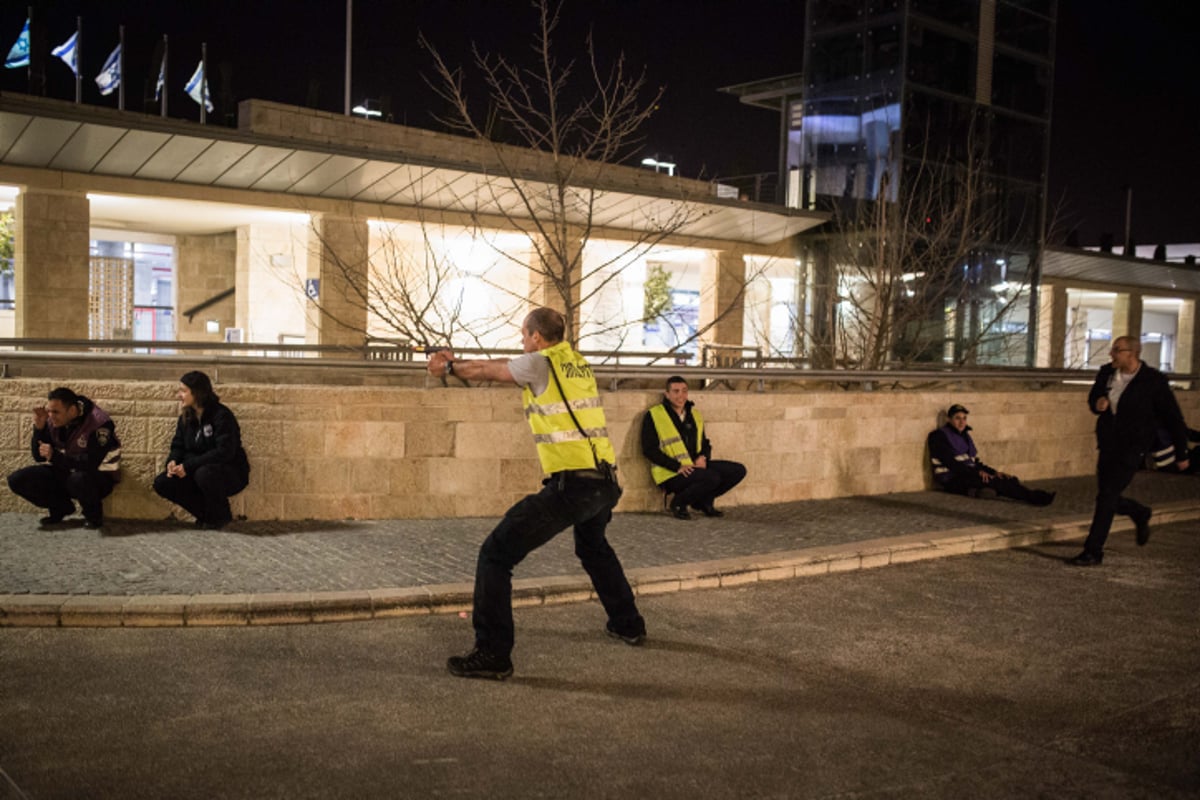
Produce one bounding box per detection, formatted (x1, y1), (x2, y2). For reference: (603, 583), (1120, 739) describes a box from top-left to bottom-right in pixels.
(640, 375), (747, 520)
(7, 387), (122, 529)
(153, 371), (250, 530)
(928, 403), (1055, 506)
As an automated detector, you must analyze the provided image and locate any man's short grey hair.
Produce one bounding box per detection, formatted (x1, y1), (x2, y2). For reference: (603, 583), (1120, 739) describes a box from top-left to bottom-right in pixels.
(1114, 335), (1142, 355)
(524, 307), (565, 343)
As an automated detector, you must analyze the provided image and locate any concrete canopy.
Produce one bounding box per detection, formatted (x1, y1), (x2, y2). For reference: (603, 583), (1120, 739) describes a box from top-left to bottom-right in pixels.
(0, 93), (826, 246)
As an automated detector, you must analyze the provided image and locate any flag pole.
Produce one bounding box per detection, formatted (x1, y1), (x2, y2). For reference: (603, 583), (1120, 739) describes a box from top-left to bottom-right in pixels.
(74, 17), (82, 104)
(200, 42), (207, 124)
(161, 34), (168, 118)
(344, 0), (352, 116)
(117, 25), (125, 111)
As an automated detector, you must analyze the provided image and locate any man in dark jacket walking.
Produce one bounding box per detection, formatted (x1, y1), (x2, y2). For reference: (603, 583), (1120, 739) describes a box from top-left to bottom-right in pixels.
(7, 387), (122, 528)
(1069, 336), (1191, 566)
(928, 403), (1055, 506)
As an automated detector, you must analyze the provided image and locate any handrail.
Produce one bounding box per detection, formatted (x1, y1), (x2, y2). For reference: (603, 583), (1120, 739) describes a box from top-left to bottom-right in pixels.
(181, 287), (236, 322)
(0, 340), (1195, 390)
(0, 338), (694, 367)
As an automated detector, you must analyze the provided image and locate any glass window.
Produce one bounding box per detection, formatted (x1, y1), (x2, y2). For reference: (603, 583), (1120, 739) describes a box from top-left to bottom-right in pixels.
(865, 24), (902, 75)
(810, 0), (865, 29)
(904, 92), (977, 164)
(910, 0), (978, 30)
(991, 53), (1050, 117)
(907, 25), (975, 98)
(1000, 0), (1053, 18)
(988, 112), (1046, 183)
(808, 31), (864, 86)
(996, 3), (1053, 57)
(91, 239), (176, 341)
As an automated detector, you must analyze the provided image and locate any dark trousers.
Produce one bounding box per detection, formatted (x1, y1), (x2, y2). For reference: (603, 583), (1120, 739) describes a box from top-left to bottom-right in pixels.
(660, 460), (747, 511)
(473, 475), (644, 658)
(941, 472), (1054, 506)
(153, 464), (248, 525)
(7, 466), (114, 521)
(1083, 451), (1147, 556)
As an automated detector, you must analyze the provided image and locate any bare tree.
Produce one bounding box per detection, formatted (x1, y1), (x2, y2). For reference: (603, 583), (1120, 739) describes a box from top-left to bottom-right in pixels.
(798, 120), (1041, 370)
(267, 211), (525, 350)
(420, 0), (705, 345)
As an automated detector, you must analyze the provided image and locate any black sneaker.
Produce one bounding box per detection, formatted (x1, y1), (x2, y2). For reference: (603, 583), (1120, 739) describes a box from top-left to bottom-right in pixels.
(697, 505), (724, 518)
(447, 648), (513, 680)
(1066, 551), (1103, 567)
(39, 505), (74, 527)
(83, 516), (104, 530)
(1134, 508), (1152, 546)
(605, 622), (646, 647)
(670, 506), (692, 520)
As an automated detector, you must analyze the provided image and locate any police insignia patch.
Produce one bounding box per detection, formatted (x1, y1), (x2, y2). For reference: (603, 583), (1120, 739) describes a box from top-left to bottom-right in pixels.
(77, 435), (88, 448)
(96, 429), (110, 446)
(203, 424), (214, 437)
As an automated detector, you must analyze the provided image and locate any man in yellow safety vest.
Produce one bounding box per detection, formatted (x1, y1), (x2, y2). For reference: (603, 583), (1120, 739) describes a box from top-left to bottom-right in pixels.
(428, 307), (646, 680)
(641, 375), (746, 520)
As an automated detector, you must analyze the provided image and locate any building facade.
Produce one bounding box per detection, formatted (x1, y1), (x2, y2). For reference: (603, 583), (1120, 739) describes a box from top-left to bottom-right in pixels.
(0, 93), (823, 359)
(728, 0), (1061, 368)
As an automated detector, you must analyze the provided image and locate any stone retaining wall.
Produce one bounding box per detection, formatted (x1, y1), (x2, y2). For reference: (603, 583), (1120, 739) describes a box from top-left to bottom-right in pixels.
(2, 378), (1196, 521)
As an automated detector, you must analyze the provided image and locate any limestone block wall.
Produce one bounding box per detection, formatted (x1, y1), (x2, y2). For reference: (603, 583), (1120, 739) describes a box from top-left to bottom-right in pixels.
(176, 233), (237, 342)
(1, 378), (1196, 522)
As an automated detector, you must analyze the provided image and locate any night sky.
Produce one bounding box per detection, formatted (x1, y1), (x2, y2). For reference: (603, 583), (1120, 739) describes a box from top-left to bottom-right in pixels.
(1, 1), (1195, 246)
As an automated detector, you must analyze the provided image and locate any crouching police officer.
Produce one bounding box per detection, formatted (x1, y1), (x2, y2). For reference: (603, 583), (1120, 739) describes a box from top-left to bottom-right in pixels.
(7, 387), (122, 529)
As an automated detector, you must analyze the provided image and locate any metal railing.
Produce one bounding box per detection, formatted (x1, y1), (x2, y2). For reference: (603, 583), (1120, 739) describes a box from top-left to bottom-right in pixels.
(0, 338), (1193, 392)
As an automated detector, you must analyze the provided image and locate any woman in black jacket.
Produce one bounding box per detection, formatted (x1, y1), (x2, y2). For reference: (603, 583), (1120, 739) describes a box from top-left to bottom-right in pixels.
(153, 371), (250, 530)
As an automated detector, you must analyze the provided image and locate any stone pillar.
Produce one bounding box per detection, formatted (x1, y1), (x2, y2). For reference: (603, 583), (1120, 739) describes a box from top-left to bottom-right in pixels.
(699, 248), (747, 358)
(1111, 292), (1143, 340)
(14, 189), (90, 339)
(1177, 299), (1198, 376)
(528, 228), (583, 341)
(306, 214), (369, 351)
(1035, 281), (1067, 368)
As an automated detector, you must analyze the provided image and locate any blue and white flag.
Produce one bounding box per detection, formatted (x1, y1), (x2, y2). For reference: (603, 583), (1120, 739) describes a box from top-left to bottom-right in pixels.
(155, 55), (165, 101)
(4, 18), (30, 69)
(95, 44), (121, 95)
(52, 32), (79, 75)
(184, 61), (212, 112)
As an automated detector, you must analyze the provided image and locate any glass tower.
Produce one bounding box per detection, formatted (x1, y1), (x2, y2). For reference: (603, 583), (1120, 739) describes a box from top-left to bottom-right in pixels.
(794, 0), (1056, 366)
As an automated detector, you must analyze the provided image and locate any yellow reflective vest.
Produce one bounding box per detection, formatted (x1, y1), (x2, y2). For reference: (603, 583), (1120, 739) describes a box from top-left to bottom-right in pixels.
(647, 403), (704, 485)
(522, 341), (616, 475)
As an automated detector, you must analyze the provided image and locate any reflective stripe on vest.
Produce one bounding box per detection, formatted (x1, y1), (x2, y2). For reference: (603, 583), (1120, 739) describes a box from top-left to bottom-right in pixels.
(521, 341), (616, 475)
(930, 456), (949, 478)
(647, 404), (704, 485)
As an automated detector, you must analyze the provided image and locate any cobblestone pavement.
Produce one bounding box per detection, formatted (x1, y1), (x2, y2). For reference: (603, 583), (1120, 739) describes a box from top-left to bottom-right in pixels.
(2, 472), (1197, 597)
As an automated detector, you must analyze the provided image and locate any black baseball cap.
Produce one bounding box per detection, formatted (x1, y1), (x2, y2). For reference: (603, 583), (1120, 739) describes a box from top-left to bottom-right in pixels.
(947, 404), (969, 416)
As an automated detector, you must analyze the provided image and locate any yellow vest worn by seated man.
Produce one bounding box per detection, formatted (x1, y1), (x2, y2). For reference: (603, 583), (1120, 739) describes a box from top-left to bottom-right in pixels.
(522, 341), (617, 474)
(647, 404), (704, 485)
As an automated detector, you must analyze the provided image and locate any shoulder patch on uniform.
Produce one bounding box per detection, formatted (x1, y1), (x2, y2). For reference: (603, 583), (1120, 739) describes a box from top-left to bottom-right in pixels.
(96, 428), (110, 446)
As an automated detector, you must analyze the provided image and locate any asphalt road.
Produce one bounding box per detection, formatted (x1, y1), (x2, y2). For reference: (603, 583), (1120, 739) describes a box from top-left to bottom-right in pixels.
(2, 522), (1197, 799)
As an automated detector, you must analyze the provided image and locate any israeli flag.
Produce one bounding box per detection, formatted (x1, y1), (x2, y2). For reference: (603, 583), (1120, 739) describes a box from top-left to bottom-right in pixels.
(95, 44), (121, 95)
(185, 61), (212, 112)
(4, 18), (30, 69)
(52, 32), (79, 75)
(155, 56), (165, 101)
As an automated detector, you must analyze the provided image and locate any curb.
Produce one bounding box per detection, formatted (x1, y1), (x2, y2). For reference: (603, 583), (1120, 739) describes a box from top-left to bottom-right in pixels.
(3, 502), (1198, 628)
